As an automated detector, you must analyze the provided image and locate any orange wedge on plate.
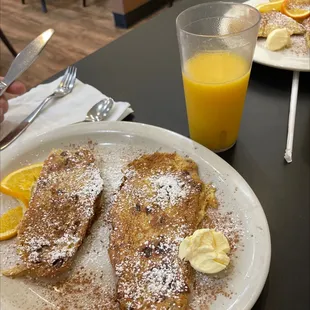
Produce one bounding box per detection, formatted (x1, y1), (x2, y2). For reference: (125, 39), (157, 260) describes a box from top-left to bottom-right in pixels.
(0, 205), (24, 241)
(256, 0), (284, 13)
(0, 163), (43, 206)
(281, 0), (310, 21)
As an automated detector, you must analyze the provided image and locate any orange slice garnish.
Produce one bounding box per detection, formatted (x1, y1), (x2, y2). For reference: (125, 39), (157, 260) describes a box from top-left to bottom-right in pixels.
(281, 0), (310, 21)
(0, 206), (24, 241)
(256, 0), (284, 13)
(0, 163), (43, 206)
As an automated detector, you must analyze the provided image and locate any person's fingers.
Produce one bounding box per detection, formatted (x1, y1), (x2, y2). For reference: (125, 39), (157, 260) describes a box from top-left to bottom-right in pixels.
(0, 95), (9, 120)
(0, 77), (26, 95)
(0, 99), (5, 123)
(6, 81), (26, 95)
(0, 95), (9, 124)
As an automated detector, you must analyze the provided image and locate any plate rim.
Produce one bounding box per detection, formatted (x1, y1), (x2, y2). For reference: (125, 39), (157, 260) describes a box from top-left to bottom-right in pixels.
(0, 121), (271, 310)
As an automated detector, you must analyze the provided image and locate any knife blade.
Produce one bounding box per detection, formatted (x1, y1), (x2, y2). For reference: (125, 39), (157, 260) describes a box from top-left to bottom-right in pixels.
(0, 29), (54, 96)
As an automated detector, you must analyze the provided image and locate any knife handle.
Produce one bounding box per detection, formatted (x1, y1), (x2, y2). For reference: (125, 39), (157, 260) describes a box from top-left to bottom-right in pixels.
(0, 94), (55, 151)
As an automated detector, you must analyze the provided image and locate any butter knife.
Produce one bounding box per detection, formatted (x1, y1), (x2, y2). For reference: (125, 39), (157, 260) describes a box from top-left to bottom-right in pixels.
(0, 29), (54, 96)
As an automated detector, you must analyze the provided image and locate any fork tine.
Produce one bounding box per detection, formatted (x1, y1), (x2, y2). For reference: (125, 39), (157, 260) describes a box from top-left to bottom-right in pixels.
(64, 67), (73, 89)
(68, 67), (77, 90)
(63, 66), (73, 89)
(65, 66), (75, 90)
(59, 67), (70, 87)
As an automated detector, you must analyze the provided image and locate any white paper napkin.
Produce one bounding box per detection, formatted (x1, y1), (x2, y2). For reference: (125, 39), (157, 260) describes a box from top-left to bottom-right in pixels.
(0, 77), (133, 146)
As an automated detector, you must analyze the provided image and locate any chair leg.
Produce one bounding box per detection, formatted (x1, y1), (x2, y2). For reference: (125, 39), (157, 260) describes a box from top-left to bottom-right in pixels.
(0, 29), (18, 57)
(41, 0), (47, 13)
(83, 0), (86, 7)
(21, 0), (25, 4)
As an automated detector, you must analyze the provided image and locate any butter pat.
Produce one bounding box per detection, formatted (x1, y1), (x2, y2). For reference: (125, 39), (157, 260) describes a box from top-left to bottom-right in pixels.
(266, 28), (291, 51)
(179, 229), (230, 274)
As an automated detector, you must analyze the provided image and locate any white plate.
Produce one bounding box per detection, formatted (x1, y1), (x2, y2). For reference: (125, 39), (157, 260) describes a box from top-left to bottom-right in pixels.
(0, 122), (271, 310)
(245, 0), (310, 71)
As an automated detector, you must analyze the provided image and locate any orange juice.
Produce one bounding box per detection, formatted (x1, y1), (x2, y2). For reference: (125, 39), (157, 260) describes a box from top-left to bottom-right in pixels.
(182, 52), (250, 151)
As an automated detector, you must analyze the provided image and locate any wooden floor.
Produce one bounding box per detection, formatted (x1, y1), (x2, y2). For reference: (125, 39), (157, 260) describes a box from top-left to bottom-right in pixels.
(0, 0), (158, 90)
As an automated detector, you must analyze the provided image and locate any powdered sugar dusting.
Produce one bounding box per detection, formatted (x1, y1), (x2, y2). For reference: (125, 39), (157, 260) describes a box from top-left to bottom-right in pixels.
(259, 11), (306, 37)
(287, 1), (310, 10)
(286, 35), (309, 56)
(22, 237), (51, 263)
(114, 226), (189, 308)
(38, 161), (103, 219)
(73, 165), (103, 200)
(21, 230), (82, 266)
(48, 234), (81, 265)
(148, 174), (189, 209)
(190, 207), (244, 308)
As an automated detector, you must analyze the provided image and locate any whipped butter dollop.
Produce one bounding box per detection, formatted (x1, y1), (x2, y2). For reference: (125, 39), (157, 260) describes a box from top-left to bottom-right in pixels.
(179, 229), (230, 274)
(266, 28), (291, 51)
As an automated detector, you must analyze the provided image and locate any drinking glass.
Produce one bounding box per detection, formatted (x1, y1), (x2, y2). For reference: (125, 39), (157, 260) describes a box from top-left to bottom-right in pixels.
(176, 2), (260, 152)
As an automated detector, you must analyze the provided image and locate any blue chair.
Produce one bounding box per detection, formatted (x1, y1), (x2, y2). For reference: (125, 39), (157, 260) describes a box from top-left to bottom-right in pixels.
(21, 1), (87, 13)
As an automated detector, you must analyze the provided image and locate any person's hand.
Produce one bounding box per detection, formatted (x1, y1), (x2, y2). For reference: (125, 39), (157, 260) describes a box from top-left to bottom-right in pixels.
(0, 80), (26, 123)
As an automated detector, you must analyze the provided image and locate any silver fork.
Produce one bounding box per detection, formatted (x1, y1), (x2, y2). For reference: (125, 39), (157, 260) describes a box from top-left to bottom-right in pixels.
(0, 66), (77, 151)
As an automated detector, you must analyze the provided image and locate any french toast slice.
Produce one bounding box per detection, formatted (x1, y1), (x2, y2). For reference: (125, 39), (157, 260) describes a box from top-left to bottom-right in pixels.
(109, 153), (209, 309)
(258, 11), (306, 37)
(3, 148), (103, 278)
(302, 17), (310, 47)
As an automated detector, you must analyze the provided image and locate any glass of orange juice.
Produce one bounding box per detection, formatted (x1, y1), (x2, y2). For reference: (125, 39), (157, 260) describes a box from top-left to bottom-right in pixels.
(176, 2), (260, 152)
